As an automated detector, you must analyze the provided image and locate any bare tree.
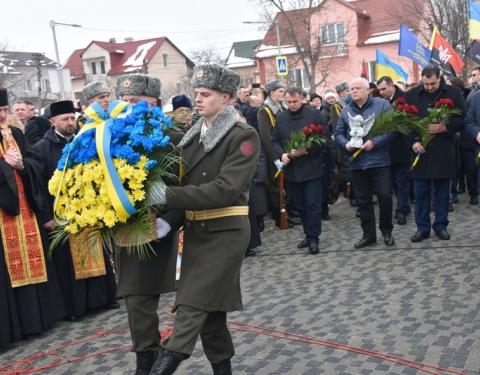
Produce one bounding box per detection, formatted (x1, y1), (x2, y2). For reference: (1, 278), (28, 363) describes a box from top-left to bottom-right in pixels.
(189, 46), (225, 66)
(396, 0), (480, 75)
(254, 0), (356, 90)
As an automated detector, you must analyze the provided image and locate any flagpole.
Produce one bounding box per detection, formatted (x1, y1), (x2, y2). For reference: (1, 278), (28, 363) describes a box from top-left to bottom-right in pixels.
(429, 26), (438, 50)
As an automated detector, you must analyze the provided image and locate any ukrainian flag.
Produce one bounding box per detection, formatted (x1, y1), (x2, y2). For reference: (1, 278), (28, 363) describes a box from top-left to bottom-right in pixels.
(375, 49), (408, 82)
(469, 1), (480, 39)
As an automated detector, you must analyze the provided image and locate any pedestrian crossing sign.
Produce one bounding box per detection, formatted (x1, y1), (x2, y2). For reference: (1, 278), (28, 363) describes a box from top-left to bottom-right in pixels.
(276, 56), (288, 76)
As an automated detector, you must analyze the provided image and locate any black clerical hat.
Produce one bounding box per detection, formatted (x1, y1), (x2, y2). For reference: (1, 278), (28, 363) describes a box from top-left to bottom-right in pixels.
(50, 100), (75, 118)
(0, 88), (8, 106)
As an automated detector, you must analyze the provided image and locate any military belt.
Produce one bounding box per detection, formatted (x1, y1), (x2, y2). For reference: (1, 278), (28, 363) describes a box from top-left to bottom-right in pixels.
(185, 206), (249, 221)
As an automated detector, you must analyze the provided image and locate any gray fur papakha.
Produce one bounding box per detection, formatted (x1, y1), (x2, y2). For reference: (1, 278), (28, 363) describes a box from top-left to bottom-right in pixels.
(335, 81), (349, 93)
(264, 79), (286, 95)
(116, 74), (161, 98)
(82, 80), (112, 100)
(191, 64), (240, 95)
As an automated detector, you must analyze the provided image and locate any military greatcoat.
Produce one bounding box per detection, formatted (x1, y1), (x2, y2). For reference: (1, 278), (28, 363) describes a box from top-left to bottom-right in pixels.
(164, 106), (260, 312)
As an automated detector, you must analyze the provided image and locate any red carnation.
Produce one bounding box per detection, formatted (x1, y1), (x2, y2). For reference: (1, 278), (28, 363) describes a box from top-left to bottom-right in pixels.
(408, 105), (418, 115)
(396, 104), (406, 112)
(435, 98), (454, 108)
(303, 127), (312, 136)
(395, 97), (406, 105)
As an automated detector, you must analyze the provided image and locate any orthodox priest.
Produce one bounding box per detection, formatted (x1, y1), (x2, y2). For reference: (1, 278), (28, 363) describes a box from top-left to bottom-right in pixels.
(0, 88), (65, 349)
(33, 100), (118, 321)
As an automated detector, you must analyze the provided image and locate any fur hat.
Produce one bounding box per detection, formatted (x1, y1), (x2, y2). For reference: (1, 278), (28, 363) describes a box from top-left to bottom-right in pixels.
(116, 74), (161, 98)
(265, 80), (286, 95)
(50, 100), (75, 118)
(172, 95), (192, 110)
(324, 91), (337, 100)
(82, 80), (112, 101)
(0, 88), (8, 106)
(335, 81), (349, 93)
(191, 64), (240, 95)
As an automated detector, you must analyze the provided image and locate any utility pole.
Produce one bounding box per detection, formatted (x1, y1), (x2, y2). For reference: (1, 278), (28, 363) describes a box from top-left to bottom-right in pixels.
(32, 53), (44, 110)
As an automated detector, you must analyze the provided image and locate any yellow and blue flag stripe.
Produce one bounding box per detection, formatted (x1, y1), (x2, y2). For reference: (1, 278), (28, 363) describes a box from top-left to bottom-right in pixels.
(375, 49), (408, 82)
(469, 1), (480, 40)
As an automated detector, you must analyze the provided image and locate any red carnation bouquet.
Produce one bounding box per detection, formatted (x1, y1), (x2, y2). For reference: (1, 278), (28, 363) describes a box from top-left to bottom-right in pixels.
(350, 97), (419, 160)
(274, 123), (327, 178)
(412, 98), (460, 168)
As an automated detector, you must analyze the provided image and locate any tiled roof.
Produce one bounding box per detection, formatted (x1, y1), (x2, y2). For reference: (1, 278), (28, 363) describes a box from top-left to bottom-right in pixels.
(0, 51), (57, 75)
(63, 37), (194, 79)
(63, 48), (85, 79)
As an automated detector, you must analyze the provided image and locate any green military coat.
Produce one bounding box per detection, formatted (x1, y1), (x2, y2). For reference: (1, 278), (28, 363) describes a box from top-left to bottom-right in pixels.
(115, 234), (178, 297)
(164, 106), (260, 312)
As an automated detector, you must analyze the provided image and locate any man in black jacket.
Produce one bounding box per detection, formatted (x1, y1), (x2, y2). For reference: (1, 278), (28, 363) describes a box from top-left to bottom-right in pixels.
(377, 76), (411, 225)
(272, 87), (328, 254)
(406, 65), (466, 242)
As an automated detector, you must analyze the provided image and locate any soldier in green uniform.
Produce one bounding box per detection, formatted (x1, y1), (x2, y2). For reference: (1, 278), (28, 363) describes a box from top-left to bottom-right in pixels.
(147, 64), (260, 375)
(114, 74), (178, 375)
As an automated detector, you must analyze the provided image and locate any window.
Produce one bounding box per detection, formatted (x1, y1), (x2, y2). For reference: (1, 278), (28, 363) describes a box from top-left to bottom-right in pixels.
(100, 61), (106, 74)
(320, 22), (345, 45)
(43, 79), (51, 92)
(163, 53), (169, 67)
(288, 69), (310, 90)
(24, 80), (32, 91)
(91, 62), (97, 75)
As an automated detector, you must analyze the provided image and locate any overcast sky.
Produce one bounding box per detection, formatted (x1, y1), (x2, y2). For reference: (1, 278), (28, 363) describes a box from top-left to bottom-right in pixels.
(1, 0), (268, 63)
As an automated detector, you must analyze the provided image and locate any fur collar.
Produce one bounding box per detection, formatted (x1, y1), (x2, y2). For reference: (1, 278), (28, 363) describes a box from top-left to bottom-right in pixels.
(264, 96), (285, 115)
(178, 106), (241, 152)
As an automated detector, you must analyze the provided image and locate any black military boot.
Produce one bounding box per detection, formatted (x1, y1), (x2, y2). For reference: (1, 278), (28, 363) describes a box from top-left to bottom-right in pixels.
(148, 349), (184, 375)
(135, 351), (158, 375)
(210, 359), (232, 375)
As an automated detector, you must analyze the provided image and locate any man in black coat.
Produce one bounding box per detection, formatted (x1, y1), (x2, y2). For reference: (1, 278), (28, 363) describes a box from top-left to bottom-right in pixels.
(406, 65), (466, 242)
(33, 100), (118, 322)
(377, 76), (411, 225)
(272, 86), (328, 254)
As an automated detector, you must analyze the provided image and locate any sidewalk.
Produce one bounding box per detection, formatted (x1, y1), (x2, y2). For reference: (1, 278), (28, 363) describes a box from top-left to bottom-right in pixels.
(1, 197), (479, 374)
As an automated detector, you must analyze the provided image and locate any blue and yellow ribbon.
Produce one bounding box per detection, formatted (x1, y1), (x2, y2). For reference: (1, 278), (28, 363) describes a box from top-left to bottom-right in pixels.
(54, 100), (136, 223)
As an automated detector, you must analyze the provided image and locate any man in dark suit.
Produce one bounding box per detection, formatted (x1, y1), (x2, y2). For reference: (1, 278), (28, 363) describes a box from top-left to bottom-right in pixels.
(377, 76), (411, 225)
(272, 86), (328, 254)
(406, 65), (466, 242)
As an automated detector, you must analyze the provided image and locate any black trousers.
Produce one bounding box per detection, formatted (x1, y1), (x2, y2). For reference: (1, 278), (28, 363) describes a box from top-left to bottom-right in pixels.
(460, 147), (478, 196)
(352, 167), (393, 240)
(286, 177), (323, 242)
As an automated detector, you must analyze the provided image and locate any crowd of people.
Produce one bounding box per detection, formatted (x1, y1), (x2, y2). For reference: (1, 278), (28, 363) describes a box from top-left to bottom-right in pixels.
(236, 64), (479, 255)
(1, 61), (479, 375)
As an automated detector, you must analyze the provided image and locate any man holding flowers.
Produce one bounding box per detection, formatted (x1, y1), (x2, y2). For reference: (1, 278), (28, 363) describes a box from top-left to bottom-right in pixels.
(335, 77), (395, 249)
(272, 86), (328, 255)
(405, 65), (466, 242)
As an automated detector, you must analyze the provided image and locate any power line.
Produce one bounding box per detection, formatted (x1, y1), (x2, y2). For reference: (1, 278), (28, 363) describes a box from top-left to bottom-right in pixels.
(79, 26), (260, 35)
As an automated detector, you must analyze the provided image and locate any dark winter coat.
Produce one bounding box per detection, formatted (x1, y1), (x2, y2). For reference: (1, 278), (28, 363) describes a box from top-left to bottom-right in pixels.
(405, 79), (466, 179)
(388, 87), (412, 165)
(272, 104), (328, 183)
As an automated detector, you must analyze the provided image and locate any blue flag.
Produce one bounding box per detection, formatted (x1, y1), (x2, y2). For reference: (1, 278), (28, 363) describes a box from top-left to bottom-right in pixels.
(398, 24), (431, 68)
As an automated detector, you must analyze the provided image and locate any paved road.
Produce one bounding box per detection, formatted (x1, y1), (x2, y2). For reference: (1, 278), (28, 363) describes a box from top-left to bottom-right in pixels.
(1, 197), (479, 374)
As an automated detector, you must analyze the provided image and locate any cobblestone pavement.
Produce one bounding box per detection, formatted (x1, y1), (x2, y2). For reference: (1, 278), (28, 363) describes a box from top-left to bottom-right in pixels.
(1, 197), (479, 375)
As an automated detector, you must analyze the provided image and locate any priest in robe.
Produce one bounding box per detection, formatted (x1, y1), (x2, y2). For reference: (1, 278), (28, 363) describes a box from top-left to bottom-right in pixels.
(0, 88), (65, 350)
(33, 100), (118, 322)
